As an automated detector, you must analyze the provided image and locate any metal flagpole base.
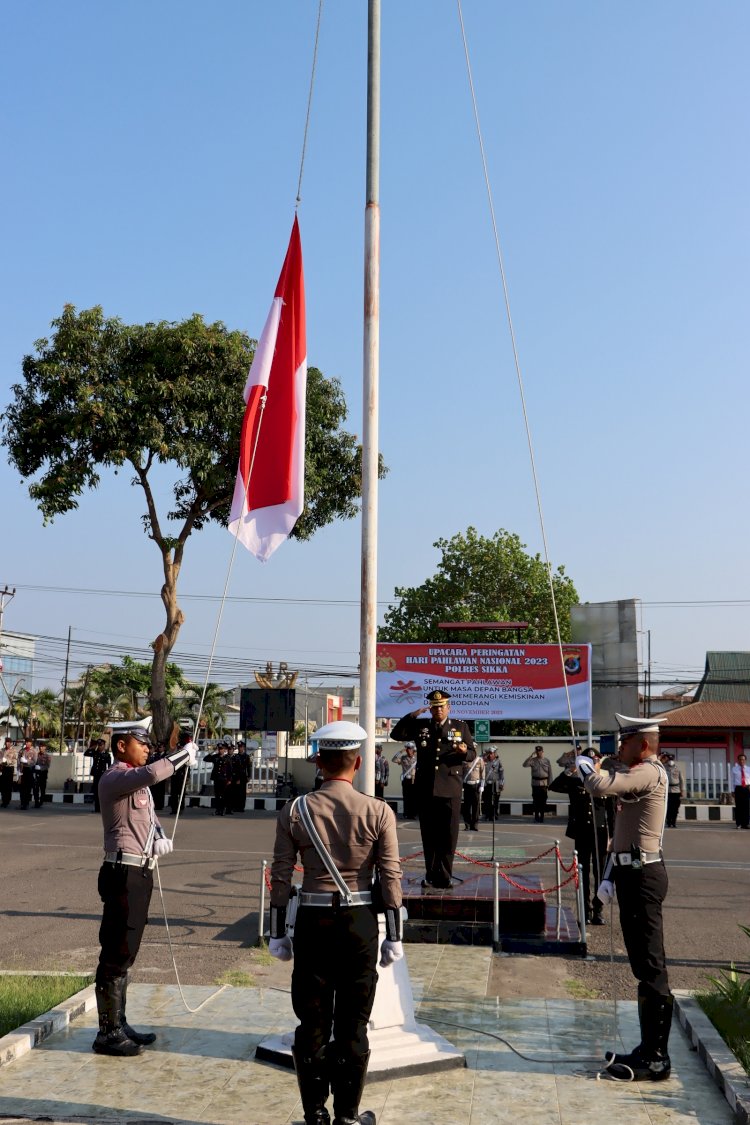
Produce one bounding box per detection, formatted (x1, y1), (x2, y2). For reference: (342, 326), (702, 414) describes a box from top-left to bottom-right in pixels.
(255, 916), (465, 1077)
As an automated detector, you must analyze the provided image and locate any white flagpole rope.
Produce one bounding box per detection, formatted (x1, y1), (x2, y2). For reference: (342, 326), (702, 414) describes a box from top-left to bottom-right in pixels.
(296, 0), (324, 210)
(456, 0), (576, 742)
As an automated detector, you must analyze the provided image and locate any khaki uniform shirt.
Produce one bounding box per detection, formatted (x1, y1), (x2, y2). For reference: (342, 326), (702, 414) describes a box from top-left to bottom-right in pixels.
(99, 759), (176, 857)
(18, 747), (38, 769)
(584, 758), (668, 853)
(462, 756), (485, 785)
(0, 745), (18, 768)
(35, 750), (52, 771)
(523, 754), (552, 786)
(270, 780), (402, 911)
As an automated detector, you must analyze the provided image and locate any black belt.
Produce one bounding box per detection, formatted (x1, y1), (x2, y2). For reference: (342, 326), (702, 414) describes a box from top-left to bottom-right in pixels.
(612, 850), (662, 867)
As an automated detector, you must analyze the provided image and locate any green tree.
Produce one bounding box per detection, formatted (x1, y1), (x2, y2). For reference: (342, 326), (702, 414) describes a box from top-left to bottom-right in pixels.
(181, 682), (231, 739)
(3, 305), (383, 742)
(379, 527), (580, 735)
(15, 688), (62, 739)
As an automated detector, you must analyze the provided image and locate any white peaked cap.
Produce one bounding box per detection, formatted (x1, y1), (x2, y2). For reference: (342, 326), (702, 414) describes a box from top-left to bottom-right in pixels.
(311, 721), (368, 750)
(615, 713), (661, 735)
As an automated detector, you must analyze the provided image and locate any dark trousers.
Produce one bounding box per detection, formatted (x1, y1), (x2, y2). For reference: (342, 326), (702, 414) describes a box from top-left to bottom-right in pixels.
(418, 794), (461, 887)
(19, 767), (34, 809)
(614, 862), (670, 1000)
(214, 779), (229, 815)
(482, 783), (501, 820)
(0, 765), (14, 806)
(575, 825), (608, 915)
(462, 784), (480, 829)
(666, 793), (681, 827)
(170, 767), (187, 813)
(32, 770), (48, 807)
(532, 785), (548, 821)
(401, 780), (417, 819)
(96, 863), (153, 986)
(233, 781), (247, 812)
(92, 774), (105, 813)
(735, 786), (750, 828)
(292, 904), (379, 1061)
(374, 782), (385, 800)
(152, 779), (166, 810)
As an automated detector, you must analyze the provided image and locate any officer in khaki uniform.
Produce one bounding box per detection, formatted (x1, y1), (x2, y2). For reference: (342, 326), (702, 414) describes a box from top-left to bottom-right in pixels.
(18, 739), (37, 809)
(270, 721), (403, 1125)
(0, 740), (18, 807)
(577, 714), (672, 1082)
(391, 689), (475, 889)
(94, 726), (197, 1057)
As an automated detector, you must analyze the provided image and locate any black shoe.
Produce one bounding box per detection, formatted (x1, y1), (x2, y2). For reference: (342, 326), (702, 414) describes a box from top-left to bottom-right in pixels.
(470, 827), (479, 832)
(93, 978), (142, 1057)
(120, 976), (156, 1046)
(590, 914), (606, 926)
(605, 1051), (671, 1081)
(330, 1050), (375, 1125)
(293, 1043), (331, 1125)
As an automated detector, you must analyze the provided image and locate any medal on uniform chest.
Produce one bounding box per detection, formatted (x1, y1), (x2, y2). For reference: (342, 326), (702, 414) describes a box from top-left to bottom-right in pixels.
(419, 726), (429, 748)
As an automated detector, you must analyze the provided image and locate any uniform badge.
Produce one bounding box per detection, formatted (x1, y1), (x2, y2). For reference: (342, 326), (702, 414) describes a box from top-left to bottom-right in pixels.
(631, 858), (642, 870)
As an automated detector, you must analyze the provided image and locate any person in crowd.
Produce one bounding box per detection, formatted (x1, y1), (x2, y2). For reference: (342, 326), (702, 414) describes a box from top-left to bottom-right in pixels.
(577, 714), (672, 1081)
(523, 744), (552, 823)
(550, 747), (609, 924)
(390, 689), (475, 890)
(92, 726), (196, 1056)
(374, 744), (389, 800)
(269, 721), (402, 1125)
(18, 737), (37, 810)
(232, 740), (252, 812)
(204, 741), (234, 816)
(148, 742), (169, 810)
(168, 729), (195, 815)
(32, 740), (51, 808)
(732, 752), (750, 829)
(0, 739), (18, 807)
(482, 749), (505, 821)
(461, 749), (484, 831)
(391, 741), (418, 819)
(85, 737), (112, 814)
(661, 752), (684, 828)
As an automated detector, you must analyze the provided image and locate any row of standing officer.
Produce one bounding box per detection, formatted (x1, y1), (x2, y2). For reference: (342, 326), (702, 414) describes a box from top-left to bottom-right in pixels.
(0, 737), (52, 808)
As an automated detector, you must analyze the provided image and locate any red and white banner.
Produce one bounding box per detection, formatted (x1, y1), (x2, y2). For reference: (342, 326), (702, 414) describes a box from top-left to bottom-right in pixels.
(228, 218), (306, 561)
(376, 643), (592, 721)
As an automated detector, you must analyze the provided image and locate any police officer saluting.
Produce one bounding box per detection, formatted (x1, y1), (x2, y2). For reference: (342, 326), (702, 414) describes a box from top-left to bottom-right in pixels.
(269, 721), (403, 1125)
(576, 714), (672, 1081)
(93, 726), (197, 1056)
(390, 689), (475, 889)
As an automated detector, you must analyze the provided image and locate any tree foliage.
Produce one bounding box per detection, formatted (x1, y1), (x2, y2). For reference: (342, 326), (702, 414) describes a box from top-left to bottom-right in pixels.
(379, 527), (579, 645)
(3, 305), (382, 740)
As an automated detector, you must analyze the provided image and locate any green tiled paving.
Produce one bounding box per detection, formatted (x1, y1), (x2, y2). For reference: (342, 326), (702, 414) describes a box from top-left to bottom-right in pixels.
(0, 948), (733, 1125)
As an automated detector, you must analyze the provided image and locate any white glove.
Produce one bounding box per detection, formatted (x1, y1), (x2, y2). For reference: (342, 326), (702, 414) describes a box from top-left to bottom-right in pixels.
(269, 936), (293, 962)
(575, 755), (595, 781)
(153, 837), (173, 857)
(184, 740), (198, 767)
(597, 879), (615, 906)
(379, 940), (404, 967)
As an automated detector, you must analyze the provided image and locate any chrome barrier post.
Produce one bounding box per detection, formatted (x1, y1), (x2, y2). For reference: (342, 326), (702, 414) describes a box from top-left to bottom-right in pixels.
(554, 839), (562, 940)
(493, 862), (500, 951)
(258, 859), (268, 947)
(574, 850), (587, 951)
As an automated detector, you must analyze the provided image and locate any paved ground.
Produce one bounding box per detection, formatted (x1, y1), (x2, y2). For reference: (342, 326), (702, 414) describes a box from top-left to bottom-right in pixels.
(1, 804), (748, 1000)
(0, 949), (736, 1125)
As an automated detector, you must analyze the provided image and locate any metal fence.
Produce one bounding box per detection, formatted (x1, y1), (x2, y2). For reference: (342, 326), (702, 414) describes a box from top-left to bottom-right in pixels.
(68, 751), (278, 795)
(683, 761), (732, 802)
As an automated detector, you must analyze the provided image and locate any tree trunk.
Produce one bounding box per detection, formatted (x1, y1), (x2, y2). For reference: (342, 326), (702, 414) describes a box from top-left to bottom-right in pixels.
(150, 559), (184, 745)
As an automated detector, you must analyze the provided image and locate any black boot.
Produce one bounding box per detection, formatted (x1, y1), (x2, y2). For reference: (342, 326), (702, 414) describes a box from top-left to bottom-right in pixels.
(606, 994), (672, 1081)
(120, 974), (156, 1046)
(331, 1050), (375, 1125)
(292, 1044), (331, 1125)
(92, 978), (143, 1056)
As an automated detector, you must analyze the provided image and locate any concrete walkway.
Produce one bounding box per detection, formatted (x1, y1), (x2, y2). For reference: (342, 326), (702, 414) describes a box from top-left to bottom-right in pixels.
(0, 947), (733, 1125)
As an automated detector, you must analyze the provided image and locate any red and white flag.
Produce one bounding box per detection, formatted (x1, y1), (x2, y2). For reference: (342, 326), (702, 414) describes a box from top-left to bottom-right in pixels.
(228, 218), (306, 561)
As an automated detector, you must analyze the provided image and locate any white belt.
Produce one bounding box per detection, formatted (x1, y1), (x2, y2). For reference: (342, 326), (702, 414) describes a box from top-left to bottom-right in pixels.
(298, 890), (372, 907)
(104, 851), (156, 870)
(612, 851), (662, 867)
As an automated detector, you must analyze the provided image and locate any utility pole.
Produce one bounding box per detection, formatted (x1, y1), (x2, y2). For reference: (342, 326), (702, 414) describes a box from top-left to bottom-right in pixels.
(0, 586), (17, 737)
(59, 626), (72, 754)
(358, 0), (380, 797)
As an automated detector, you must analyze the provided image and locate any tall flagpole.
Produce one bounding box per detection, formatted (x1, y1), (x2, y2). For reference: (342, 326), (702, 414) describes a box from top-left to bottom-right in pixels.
(359, 0), (380, 796)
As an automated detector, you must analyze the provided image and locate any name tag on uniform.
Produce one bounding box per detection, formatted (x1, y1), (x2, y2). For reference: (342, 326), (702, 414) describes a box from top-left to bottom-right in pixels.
(133, 790), (149, 808)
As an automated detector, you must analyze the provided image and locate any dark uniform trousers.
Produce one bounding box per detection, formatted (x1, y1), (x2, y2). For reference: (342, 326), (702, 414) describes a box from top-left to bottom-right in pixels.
(575, 824), (608, 915)
(292, 903), (379, 1062)
(462, 784), (480, 829)
(531, 785), (548, 821)
(735, 786), (750, 828)
(0, 766), (14, 807)
(19, 767), (34, 809)
(615, 862), (670, 1000)
(32, 770), (49, 807)
(95, 864), (153, 987)
(419, 795), (461, 887)
(401, 779), (417, 819)
(169, 766), (188, 814)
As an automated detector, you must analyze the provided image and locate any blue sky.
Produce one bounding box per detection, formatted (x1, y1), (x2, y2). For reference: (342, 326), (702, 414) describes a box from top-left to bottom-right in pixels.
(1, 1), (748, 696)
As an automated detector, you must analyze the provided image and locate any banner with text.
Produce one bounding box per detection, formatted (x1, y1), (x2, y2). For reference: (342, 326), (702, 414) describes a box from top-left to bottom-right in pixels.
(376, 643), (592, 721)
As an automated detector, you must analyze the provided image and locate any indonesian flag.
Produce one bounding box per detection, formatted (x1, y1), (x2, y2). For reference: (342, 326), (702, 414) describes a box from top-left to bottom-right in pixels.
(228, 218), (306, 561)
